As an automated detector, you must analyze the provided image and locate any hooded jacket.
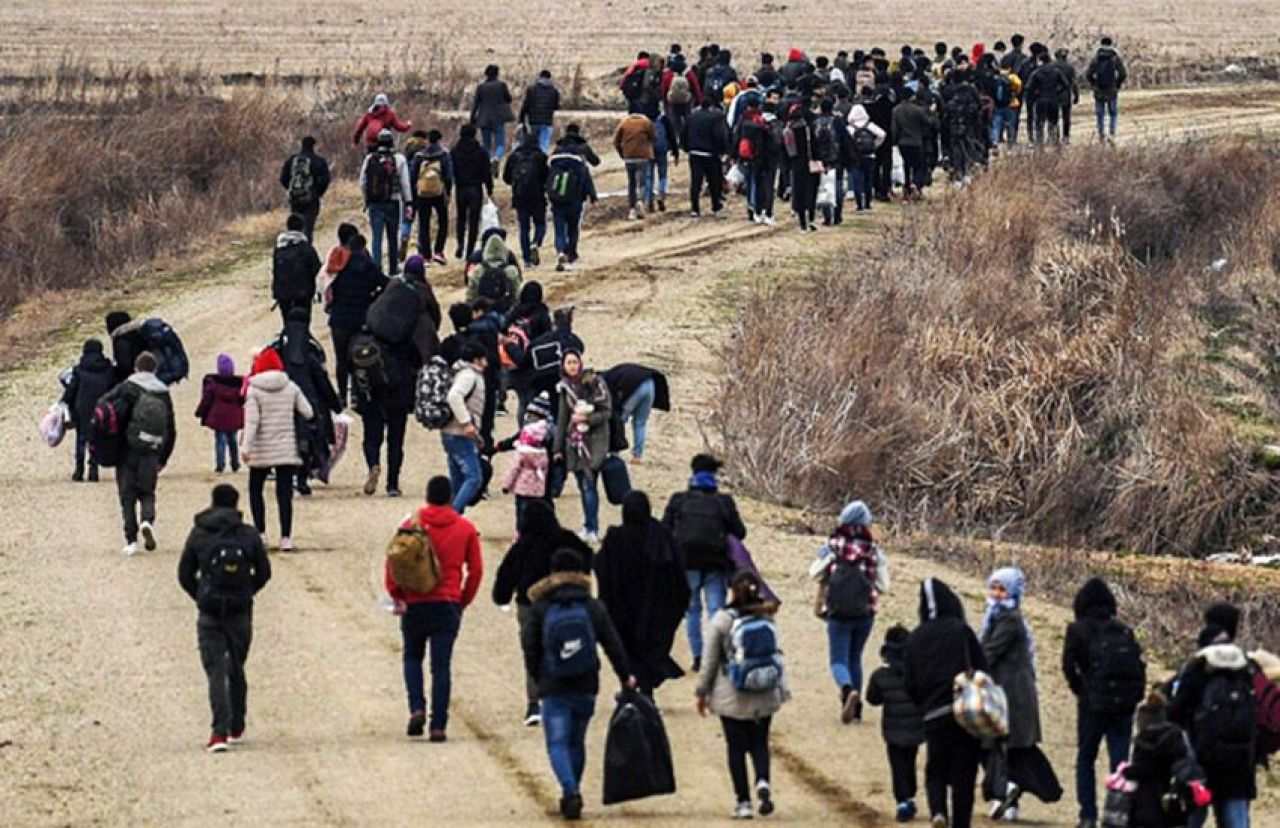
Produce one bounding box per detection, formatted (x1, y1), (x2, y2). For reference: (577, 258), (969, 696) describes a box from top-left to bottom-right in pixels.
(1086, 46), (1127, 98)
(866, 636), (927, 747)
(1061, 577), (1119, 696)
(272, 230), (322, 305)
(359, 149), (412, 206)
(696, 602), (790, 719)
(177, 506), (271, 616)
(241, 368), (314, 468)
(1126, 716), (1196, 827)
(279, 149), (331, 201)
(780, 49), (810, 88)
(451, 135), (495, 192)
(891, 99), (939, 148)
(847, 105), (887, 152)
(386, 504), (484, 606)
(522, 571), (631, 698)
(106, 371), (177, 464)
(195, 373), (245, 433)
(982, 605), (1042, 748)
(519, 77), (560, 127)
(467, 234), (522, 305)
(326, 250), (389, 332)
(62, 347), (116, 430)
(353, 101), (411, 148)
(106, 313), (146, 384)
(683, 105), (730, 156)
(553, 132), (602, 167)
(471, 78), (515, 129)
(492, 500), (593, 606)
(502, 141), (549, 211)
(614, 113), (657, 161)
(703, 51), (739, 103)
(1167, 643), (1258, 800)
(661, 485), (747, 572)
(505, 282), (552, 341)
(903, 578), (987, 720)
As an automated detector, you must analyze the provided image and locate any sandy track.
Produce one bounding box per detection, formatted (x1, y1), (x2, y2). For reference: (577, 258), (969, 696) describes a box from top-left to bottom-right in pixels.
(3, 138), (1279, 825)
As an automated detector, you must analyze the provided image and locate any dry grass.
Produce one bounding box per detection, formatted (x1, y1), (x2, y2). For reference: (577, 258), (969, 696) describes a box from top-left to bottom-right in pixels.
(715, 140), (1280, 558)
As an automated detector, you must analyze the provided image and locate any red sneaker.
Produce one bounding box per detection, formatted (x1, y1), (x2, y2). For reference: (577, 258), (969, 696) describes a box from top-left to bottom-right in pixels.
(205, 734), (229, 753)
(228, 730), (245, 745)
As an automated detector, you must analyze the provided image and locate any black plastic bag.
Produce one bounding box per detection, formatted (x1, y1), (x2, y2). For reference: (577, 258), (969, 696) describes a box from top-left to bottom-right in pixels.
(602, 689), (676, 805)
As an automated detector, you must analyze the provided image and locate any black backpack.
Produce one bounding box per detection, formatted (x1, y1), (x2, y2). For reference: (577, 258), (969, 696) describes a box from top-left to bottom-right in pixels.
(364, 152), (398, 203)
(350, 332), (391, 391)
(139, 318), (189, 385)
(811, 115), (838, 165)
(509, 151), (542, 202)
(1094, 54), (1118, 91)
(287, 155), (316, 207)
(1083, 620), (1147, 714)
(992, 74), (1014, 107)
(197, 528), (255, 616)
(852, 125), (878, 156)
(546, 155), (585, 206)
(476, 262), (513, 309)
(825, 550), (874, 620)
(365, 277), (423, 345)
(1193, 664), (1258, 766)
(621, 68), (646, 102)
(673, 492), (728, 565)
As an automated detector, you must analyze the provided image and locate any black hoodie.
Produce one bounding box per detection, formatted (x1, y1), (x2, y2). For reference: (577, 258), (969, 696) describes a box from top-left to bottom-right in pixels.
(866, 635), (927, 747)
(492, 500), (593, 606)
(62, 347), (116, 429)
(1061, 577), (1121, 696)
(177, 507), (271, 617)
(521, 571), (630, 697)
(903, 578), (986, 719)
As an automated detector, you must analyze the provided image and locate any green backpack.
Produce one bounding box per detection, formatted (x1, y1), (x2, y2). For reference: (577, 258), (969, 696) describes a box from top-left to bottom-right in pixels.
(126, 390), (169, 454)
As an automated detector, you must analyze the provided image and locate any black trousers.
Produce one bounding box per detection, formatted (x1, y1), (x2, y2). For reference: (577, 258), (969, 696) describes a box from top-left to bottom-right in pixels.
(888, 743), (920, 803)
(361, 404), (408, 489)
(198, 611), (252, 737)
(455, 184), (484, 259)
(249, 465), (295, 537)
(790, 163), (818, 227)
(924, 717), (981, 828)
(720, 716), (772, 803)
(874, 143), (893, 199)
(688, 154), (723, 213)
(278, 297), (311, 329)
(1060, 103), (1074, 141)
(117, 452), (158, 543)
(329, 326), (357, 407)
(293, 198), (320, 243)
(416, 195), (448, 255)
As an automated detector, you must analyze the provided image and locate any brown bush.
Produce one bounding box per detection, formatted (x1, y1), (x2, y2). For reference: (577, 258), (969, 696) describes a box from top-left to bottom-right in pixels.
(715, 141), (1280, 557)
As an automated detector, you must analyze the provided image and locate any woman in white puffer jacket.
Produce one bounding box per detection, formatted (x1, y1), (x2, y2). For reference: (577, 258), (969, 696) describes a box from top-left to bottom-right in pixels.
(241, 348), (313, 551)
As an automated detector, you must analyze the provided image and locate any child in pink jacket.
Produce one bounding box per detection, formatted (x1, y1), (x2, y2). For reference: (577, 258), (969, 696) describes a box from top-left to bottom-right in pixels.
(500, 393), (552, 531)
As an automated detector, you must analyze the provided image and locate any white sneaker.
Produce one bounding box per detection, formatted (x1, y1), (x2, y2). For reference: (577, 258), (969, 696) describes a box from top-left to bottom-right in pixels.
(761, 216), (776, 227)
(732, 801), (754, 819)
(578, 529), (599, 545)
(988, 800), (1005, 819)
(139, 521), (157, 551)
(1003, 807), (1020, 822)
(628, 208), (639, 221)
(122, 542), (140, 557)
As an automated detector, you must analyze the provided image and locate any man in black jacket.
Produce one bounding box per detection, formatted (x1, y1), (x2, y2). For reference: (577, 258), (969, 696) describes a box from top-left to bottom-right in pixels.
(1054, 48), (1081, 144)
(503, 129), (550, 268)
(1086, 38), (1128, 143)
(519, 70), (561, 153)
(1062, 578), (1146, 828)
(603, 363), (670, 463)
(177, 484), (271, 753)
(903, 578), (987, 828)
(451, 123), (495, 262)
(662, 454), (746, 672)
(1026, 52), (1069, 146)
(522, 549), (633, 821)
(682, 98), (729, 216)
(279, 135), (331, 242)
(272, 213), (322, 328)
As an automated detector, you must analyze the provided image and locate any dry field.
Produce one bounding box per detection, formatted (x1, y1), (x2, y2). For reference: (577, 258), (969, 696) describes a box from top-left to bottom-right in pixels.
(3, 0), (1280, 88)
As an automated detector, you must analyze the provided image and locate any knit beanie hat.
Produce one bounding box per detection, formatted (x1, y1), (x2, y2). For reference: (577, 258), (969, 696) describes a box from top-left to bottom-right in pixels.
(404, 254), (426, 277)
(216, 353), (235, 376)
(526, 392), (553, 422)
(252, 348), (284, 375)
(105, 311), (131, 334)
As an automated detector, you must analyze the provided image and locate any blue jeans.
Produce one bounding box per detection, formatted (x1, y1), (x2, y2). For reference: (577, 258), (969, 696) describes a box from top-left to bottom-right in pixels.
(827, 615), (875, 693)
(575, 469), (599, 533)
(400, 601), (462, 731)
(1075, 707), (1133, 821)
(214, 430), (240, 471)
(552, 202), (583, 258)
(533, 124), (554, 154)
(1189, 799), (1250, 828)
(620, 379), (656, 459)
(645, 153), (669, 204)
(685, 569), (728, 659)
(1095, 97), (1119, 138)
(516, 204), (547, 265)
(482, 126), (506, 162)
(367, 201), (401, 274)
(991, 107), (1016, 145)
(441, 433), (482, 514)
(541, 693), (596, 797)
(849, 157), (875, 210)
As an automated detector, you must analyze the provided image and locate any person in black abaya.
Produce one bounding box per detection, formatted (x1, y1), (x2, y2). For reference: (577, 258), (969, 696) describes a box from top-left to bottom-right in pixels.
(595, 491), (692, 697)
(271, 307), (342, 491)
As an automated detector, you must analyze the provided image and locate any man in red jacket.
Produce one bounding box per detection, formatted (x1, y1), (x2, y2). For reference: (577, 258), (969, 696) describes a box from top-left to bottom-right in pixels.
(353, 93), (412, 152)
(386, 476), (484, 741)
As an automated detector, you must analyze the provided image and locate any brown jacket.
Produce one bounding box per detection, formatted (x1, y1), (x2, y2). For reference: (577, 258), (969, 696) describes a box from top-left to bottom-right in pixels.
(613, 114), (657, 161)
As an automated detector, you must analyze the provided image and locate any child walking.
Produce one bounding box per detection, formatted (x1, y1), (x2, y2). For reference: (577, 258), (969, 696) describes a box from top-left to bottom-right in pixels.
(866, 624), (926, 823)
(499, 392), (552, 530)
(61, 338), (116, 482)
(195, 353), (245, 473)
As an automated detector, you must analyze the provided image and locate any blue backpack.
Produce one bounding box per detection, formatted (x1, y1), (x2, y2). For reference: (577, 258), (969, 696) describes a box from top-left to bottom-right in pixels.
(542, 599), (599, 680)
(726, 613), (783, 692)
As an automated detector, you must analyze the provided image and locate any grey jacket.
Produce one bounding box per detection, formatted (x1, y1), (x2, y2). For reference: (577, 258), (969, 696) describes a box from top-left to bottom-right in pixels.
(981, 609), (1042, 748)
(696, 605), (791, 720)
(553, 372), (611, 473)
(443, 363), (485, 437)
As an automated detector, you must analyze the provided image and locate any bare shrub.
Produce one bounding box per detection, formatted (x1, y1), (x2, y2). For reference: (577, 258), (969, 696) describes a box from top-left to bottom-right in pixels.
(715, 140), (1280, 557)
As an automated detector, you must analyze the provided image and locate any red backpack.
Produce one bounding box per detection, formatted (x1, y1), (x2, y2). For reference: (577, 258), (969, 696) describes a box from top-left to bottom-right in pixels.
(1253, 670), (1280, 757)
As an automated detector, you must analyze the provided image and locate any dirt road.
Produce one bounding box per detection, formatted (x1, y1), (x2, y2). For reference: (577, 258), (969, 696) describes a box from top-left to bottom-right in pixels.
(3, 114), (1279, 825)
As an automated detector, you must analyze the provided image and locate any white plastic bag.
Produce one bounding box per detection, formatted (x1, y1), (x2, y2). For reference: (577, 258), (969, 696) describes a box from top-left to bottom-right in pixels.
(891, 147), (905, 187)
(40, 403), (68, 448)
(816, 170), (837, 208)
(480, 199), (501, 234)
(725, 163), (746, 189)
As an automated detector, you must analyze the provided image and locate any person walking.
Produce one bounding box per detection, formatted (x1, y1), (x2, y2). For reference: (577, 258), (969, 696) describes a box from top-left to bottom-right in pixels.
(240, 348), (314, 552)
(451, 123), (494, 262)
(663, 453), (747, 673)
(846, 103), (886, 212)
(194, 353), (245, 475)
(614, 111), (657, 221)
(662, 52), (701, 141)
(595, 491), (691, 697)
(602, 363), (669, 464)
(1086, 38), (1127, 143)
(904, 578), (987, 828)
(989, 66), (1023, 148)
(271, 213), (322, 328)
(493, 500), (594, 725)
(177, 483), (271, 753)
(279, 136), (331, 243)
(471, 64), (515, 171)
(502, 128), (550, 268)
(325, 233), (387, 408)
(1026, 52), (1069, 147)
(1054, 48), (1080, 144)
(441, 339), (488, 514)
(359, 130), (412, 275)
(783, 103), (818, 230)
(1062, 577), (1146, 828)
(683, 97), (729, 217)
(891, 87), (938, 200)
(522, 548), (634, 821)
(519, 70), (561, 153)
(810, 500), (886, 724)
(387, 476), (484, 743)
(352, 93), (412, 151)
(409, 130), (453, 265)
(546, 139), (597, 272)
(867, 625), (927, 823)
(647, 110), (678, 213)
(552, 351), (612, 543)
(271, 307), (343, 493)
(61, 338), (115, 482)
(352, 325), (419, 499)
(696, 569), (789, 819)
(102, 351), (176, 556)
